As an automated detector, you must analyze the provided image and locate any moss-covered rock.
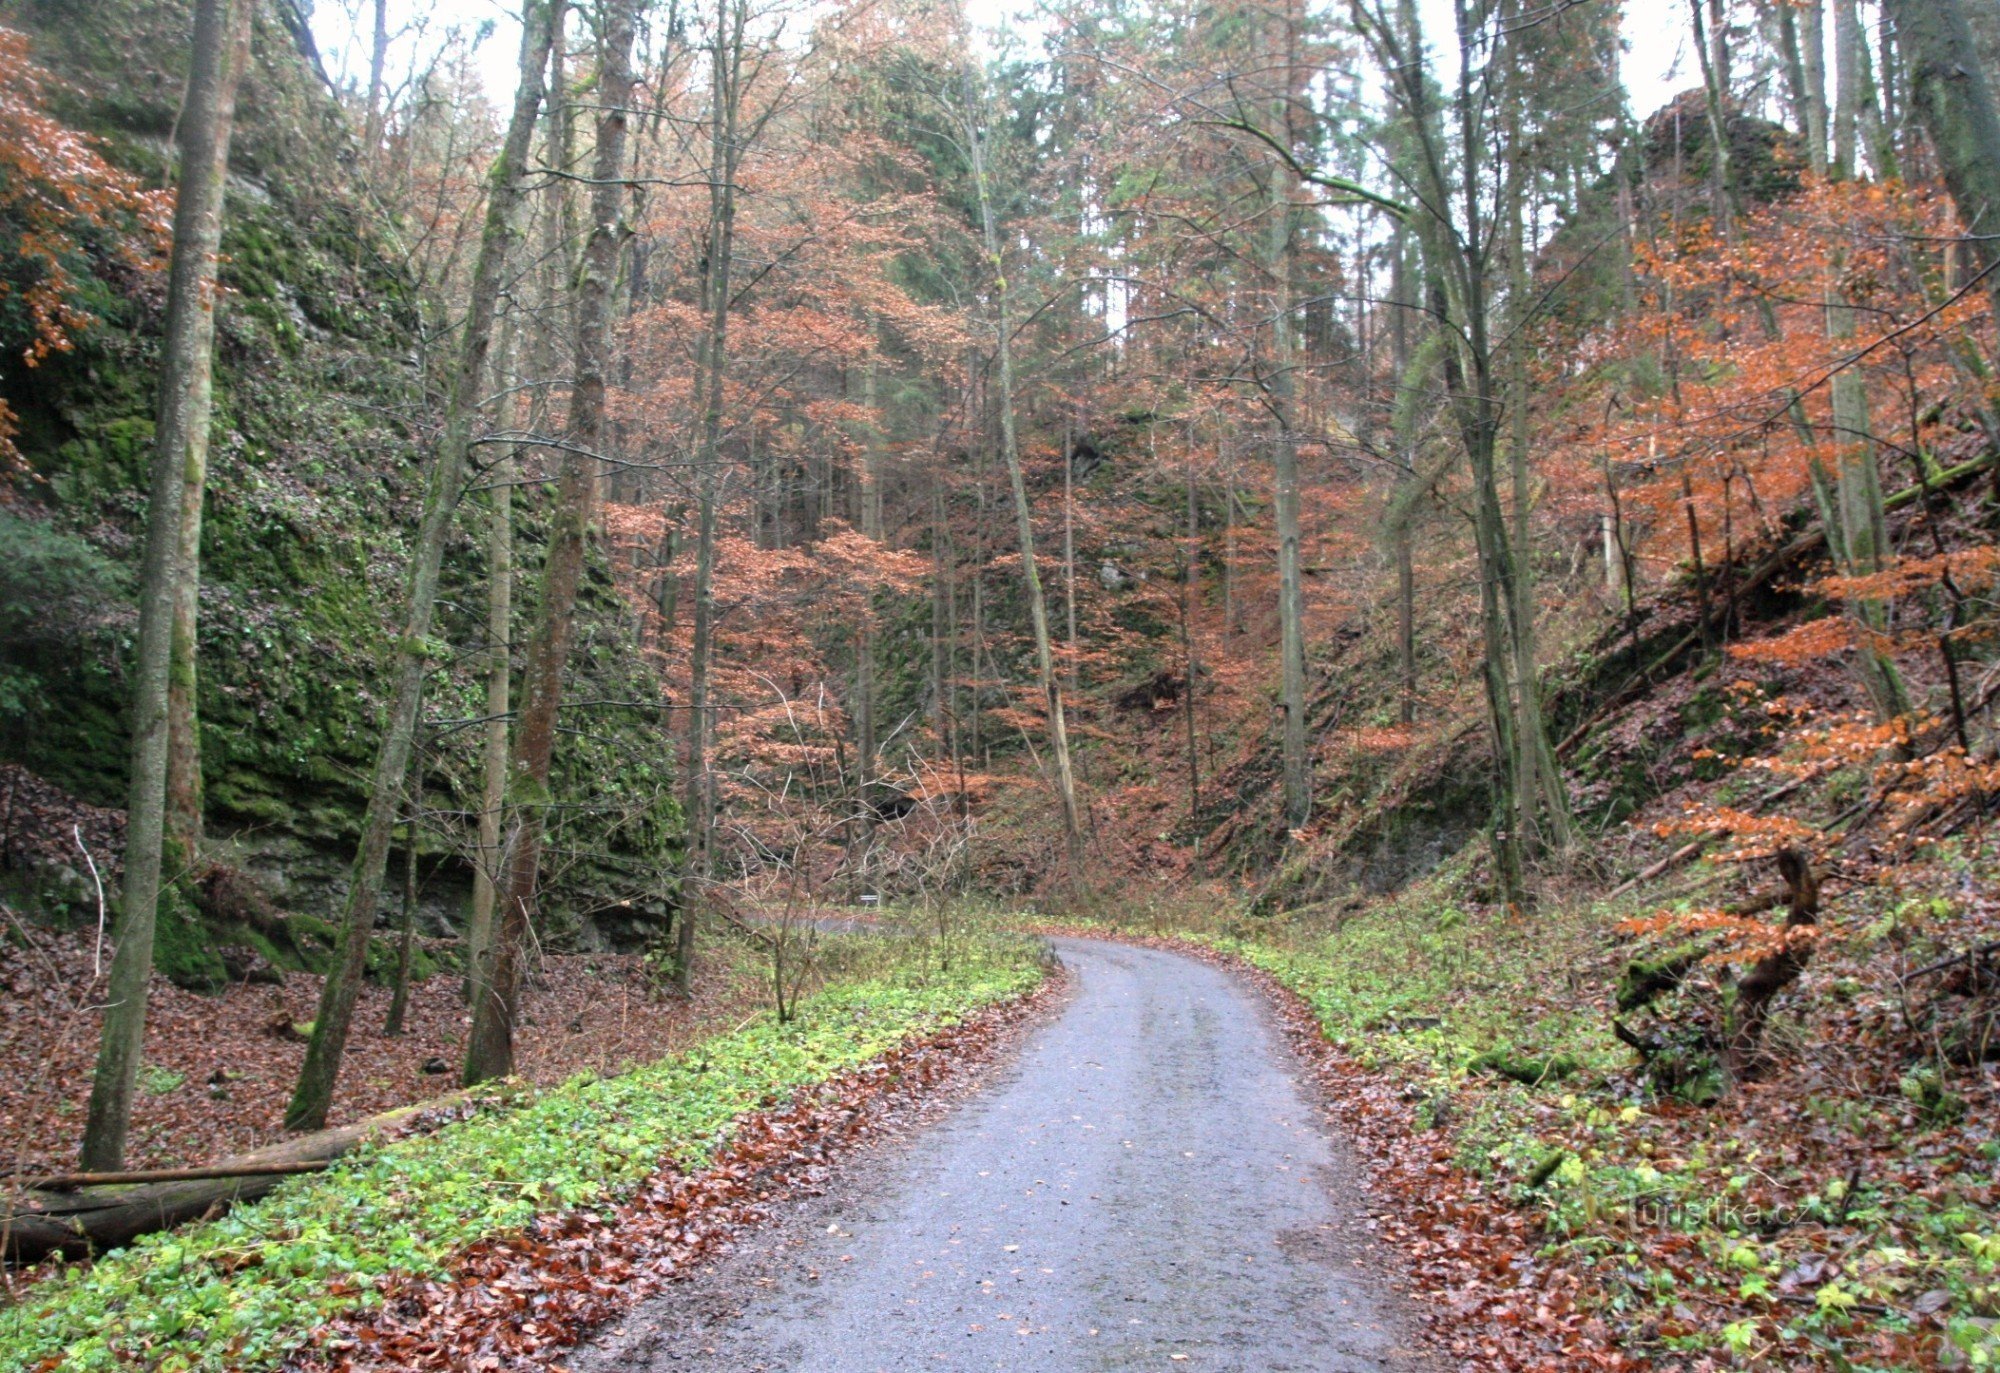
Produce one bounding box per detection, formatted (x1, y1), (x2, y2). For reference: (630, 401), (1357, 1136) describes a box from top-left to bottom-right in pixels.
(0, 0), (682, 959)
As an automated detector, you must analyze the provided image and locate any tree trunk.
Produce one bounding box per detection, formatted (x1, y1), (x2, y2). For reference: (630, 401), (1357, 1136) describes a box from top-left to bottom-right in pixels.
(1776, 3), (1811, 143)
(1063, 421), (1079, 695)
(1825, 279), (1911, 722)
(851, 352), (882, 887)
(856, 355), (880, 784)
(1834, 0), (1862, 180)
(1823, 51), (1910, 723)
(81, 0), (250, 1173)
(1803, 1), (1831, 176)
(287, 1), (554, 1130)
(465, 0), (637, 1084)
(931, 472), (951, 750)
(1887, 0), (2000, 336)
(677, 0), (746, 1000)
(12, 1092), (477, 1262)
(1267, 16), (1310, 834)
(465, 326), (517, 1005)
(1390, 229), (1418, 729)
(361, 0), (389, 166)
(1503, 88), (1571, 854)
(1181, 424), (1202, 874)
(383, 775), (423, 1036)
(961, 63), (1085, 878)
(1724, 849), (1820, 1081)
(1270, 167), (1310, 833)
(164, 441), (206, 859)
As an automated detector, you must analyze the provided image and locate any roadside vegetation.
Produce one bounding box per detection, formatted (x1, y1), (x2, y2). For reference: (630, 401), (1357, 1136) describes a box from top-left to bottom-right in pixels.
(0, 928), (1045, 1373)
(1042, 850), (2000, 1370)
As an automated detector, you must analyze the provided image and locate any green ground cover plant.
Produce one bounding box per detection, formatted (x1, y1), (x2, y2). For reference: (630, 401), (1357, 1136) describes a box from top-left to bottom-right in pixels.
(1, 931), (1043, 1372)
(1040, 866), (2000, 1369)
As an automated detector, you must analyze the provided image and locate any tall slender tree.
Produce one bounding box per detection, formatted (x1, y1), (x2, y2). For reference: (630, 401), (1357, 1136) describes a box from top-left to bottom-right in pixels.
(466, 0), (642, 1083)
(288, 0), (557, 1129)
(952, 27), (1087, 877)
(678, 0), (751, 996)
(80, 0), (251, 1172)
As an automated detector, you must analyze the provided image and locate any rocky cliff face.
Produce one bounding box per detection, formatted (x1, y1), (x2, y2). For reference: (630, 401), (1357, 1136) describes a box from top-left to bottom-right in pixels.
(0, 0), (679, 974)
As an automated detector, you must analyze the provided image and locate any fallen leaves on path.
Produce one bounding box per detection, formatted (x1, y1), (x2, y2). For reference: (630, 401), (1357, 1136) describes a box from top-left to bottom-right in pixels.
(295, 969), (1070, 1371)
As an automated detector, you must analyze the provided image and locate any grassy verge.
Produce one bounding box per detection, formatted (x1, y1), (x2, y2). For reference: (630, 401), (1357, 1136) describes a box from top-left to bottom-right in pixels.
(1043, 867), (2000, 1370)
(1, 929), (1045, 1372)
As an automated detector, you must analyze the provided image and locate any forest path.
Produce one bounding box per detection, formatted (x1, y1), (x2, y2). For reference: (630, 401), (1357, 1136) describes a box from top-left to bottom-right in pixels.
(579, 939), (1437, 1371)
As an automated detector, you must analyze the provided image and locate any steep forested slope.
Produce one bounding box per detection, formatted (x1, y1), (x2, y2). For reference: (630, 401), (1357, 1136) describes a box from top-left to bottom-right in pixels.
(0, 0), (677, 975)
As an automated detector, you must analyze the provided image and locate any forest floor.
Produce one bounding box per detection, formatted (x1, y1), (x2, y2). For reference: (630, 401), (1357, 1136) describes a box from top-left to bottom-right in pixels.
(0, 921), (766, 1176)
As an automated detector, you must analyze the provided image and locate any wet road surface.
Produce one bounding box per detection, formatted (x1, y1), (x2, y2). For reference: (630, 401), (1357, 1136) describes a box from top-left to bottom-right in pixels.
(579, 938), (1436, 1371)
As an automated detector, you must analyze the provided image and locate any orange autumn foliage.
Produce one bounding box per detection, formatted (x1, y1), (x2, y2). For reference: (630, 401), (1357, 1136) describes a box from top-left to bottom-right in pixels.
(0, 27), (170, 464)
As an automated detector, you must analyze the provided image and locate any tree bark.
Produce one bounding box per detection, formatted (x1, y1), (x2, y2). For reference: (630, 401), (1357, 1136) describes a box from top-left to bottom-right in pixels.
(1269, 157), (1310, 833)
(1062, 421), (1079, 695)
(287, 0), (554, 1130)
(361, 0), (389, 167)
(465, 325), (517, 1004)
(81, 0), (250, 1173)
(1181, 424), (1202, 873)
(1724, 849), (1820, 1081)
(1824, 280), (1911, 722)
(1886, 0), (2000, 336)
(383, 776), (422, 1036)
(1833, 0), (1862, 180)
(163, 436), (206, 859)
(1803, 1), (1830, 176)
(465, 0), (637, 1084)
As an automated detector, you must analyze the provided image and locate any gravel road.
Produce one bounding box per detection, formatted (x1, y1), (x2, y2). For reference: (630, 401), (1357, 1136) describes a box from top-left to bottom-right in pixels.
(579, 938), (1436, 1371)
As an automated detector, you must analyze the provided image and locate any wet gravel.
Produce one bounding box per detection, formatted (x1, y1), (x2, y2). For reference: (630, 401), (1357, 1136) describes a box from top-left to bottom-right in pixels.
(578, 939), (1437, 1371)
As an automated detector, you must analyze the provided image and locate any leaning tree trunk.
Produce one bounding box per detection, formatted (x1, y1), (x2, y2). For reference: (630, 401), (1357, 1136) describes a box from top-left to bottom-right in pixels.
(81, 0), (250, 1173)
(286, 0), (555, 1130)
(10, 1091), (477, 1262)
(961, 65), (1086, 879)
(465, 0), (638, 1084)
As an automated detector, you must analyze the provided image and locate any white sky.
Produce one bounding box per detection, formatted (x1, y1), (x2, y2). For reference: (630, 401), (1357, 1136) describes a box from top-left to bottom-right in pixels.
(310, 0), (1696, 127)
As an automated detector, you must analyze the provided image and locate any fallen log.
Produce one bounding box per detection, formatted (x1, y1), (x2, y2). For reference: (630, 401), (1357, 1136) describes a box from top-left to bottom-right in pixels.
(1557, 451), (1997, 760)
(13, 1160), (333, 1191)
(1607, 839), (1708, 901)
(2, 1089), (482, 1264)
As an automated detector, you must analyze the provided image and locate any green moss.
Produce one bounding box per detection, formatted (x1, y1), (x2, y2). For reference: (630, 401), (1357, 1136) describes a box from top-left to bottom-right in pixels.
(152, 885), (228, 993)
(1617, 941), (1705, 1013)
(3, 5), (680, 976)
(1468, 1048), (1580, 1086)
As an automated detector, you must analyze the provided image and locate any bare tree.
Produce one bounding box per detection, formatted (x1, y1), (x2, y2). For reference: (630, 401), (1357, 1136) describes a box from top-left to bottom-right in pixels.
(287, 0), (557, 1129)
(947, 26), (1087, 878)
(81, 0), (251, 1172)
(465, 0), (642, 1084)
